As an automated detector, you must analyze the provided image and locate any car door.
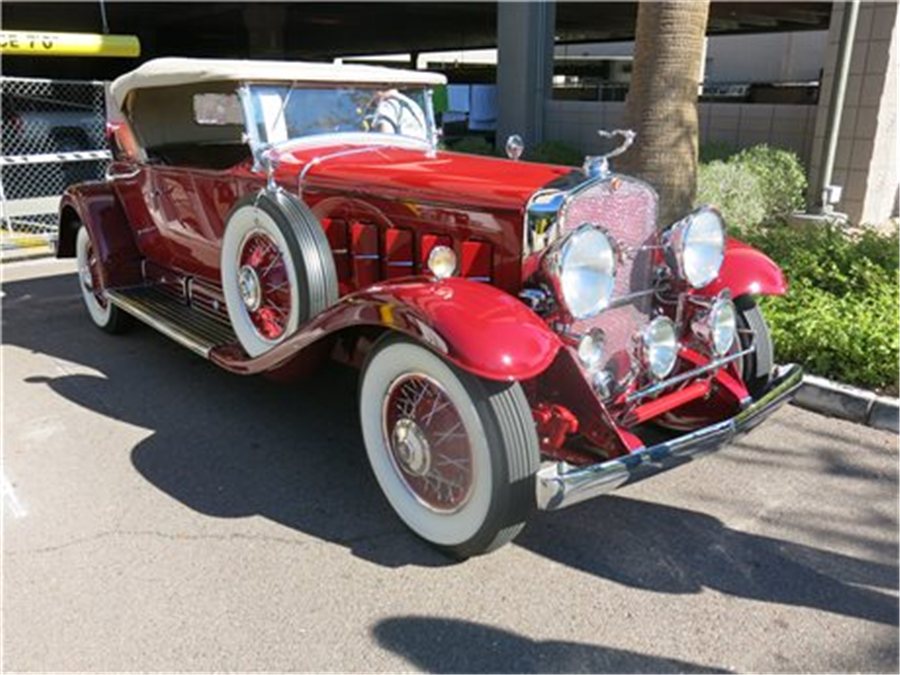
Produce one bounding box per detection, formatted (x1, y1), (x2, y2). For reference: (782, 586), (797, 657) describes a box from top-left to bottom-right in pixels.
(106, 160), (172, 266)
(147, 164), (221, 279)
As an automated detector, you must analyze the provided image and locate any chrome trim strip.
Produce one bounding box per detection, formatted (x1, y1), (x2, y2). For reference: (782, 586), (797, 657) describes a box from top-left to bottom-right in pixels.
(625, 345), (754, 404)
(386, 261), (415, 267)
(353, 254), (380, 260)
(298, 145), (390, 196)
(105, 164), (141, 181)
(107, 290), (211, 358)
(535, 363), (804, 511)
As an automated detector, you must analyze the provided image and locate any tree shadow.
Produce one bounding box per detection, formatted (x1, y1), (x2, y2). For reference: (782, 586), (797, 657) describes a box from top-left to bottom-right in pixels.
(5, 270), (899, 631)
(372, 616), (729, 673)
(517, 496), (899, 627)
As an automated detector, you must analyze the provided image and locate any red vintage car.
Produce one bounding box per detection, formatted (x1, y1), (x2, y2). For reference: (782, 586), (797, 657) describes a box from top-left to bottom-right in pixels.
(58, 57), (802, 558)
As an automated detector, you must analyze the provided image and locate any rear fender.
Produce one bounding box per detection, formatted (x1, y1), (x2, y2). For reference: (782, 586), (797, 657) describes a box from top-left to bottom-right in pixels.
(212, 277), (563, 382)
(58, 183), (143, 288)
(696, 237), (787, 299)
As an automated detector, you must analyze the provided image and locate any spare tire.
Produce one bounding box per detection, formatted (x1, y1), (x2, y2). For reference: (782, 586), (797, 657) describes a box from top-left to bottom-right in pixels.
(221, 190), (338, 357)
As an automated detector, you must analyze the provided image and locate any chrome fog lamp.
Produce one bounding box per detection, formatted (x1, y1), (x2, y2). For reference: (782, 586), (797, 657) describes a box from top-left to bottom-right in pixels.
(427, 245), (457, 279)
(710, 297), (737, 355)
(641, 316), (679, 380)
(692, 295), (737, 356)
(666, 207), (725, 289)
(545, 224), (617, 320)
(577, 328), (606, 370)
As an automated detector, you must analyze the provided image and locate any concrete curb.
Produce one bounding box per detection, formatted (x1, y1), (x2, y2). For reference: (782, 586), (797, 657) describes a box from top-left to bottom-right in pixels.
(0, 246), (55, 264)
(794, 374), (899, 434)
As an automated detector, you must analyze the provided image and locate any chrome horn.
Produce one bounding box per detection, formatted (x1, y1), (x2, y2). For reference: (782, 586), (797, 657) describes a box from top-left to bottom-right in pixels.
(583, 129), (636, 178)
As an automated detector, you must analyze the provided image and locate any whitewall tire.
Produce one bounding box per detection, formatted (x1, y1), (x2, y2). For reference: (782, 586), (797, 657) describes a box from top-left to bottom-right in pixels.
(75, 224), (129, 334)
(221, 191), (337, 357)
(360, 335), (539, 558)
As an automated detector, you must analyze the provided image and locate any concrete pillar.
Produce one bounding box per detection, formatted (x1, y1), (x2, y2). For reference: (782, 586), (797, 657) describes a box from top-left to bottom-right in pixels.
(244, 4), (287, 58)
(808, 2), (899, 226)
(496, 1), (555, 150)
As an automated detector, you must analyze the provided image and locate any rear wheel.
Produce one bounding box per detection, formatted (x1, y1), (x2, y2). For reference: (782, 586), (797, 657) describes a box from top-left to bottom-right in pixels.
(359, 335), (539, 559)
(75, 224), (130, 334)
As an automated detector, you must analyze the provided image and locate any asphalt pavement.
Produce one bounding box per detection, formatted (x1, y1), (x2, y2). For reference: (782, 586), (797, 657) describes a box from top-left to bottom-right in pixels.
(3, 259), (898, 673)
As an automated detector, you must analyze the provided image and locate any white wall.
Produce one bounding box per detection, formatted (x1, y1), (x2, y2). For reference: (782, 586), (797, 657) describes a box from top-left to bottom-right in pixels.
(705, 31), (827, 84)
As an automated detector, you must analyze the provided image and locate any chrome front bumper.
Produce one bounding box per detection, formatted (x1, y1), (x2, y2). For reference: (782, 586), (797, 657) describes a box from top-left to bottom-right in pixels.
(535, 363), (804, 511)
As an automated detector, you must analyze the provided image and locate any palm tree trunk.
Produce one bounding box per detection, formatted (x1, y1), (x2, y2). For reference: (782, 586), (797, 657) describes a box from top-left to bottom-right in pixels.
(620, 0), (710, 226)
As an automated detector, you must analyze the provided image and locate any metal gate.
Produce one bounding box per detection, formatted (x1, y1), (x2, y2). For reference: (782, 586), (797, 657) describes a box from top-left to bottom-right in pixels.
(0, 76), (111, 250)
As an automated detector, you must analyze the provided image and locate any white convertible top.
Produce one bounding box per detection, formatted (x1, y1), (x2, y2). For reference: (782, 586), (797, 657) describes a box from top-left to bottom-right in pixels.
(110, 57), (447, 110)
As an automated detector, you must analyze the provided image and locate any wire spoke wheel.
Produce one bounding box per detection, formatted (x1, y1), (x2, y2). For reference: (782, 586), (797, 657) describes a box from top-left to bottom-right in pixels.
(383, 374), (474, 512)
(237, 231), (293, 341)
(221, 191), (337, 358)
(360, 336), (539, 558)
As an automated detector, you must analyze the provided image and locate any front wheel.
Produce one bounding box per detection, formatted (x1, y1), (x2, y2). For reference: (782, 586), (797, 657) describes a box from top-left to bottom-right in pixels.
(735, 296), (774, 399)
(359, 335), (539, 559)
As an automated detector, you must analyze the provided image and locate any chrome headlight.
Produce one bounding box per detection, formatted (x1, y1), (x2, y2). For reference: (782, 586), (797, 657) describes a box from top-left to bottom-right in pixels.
(545, 224), (617, 320)
(577, 328), (606, 370)
(667, 207), (725, 288)
(641, 316), (679, 380)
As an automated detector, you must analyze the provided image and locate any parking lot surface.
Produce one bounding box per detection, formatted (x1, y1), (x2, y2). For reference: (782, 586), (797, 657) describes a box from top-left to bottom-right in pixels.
(3, 259), (898, 673)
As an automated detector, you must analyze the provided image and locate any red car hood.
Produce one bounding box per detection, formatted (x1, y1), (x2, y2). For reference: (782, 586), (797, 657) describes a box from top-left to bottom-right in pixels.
(270, 142), (575, 212)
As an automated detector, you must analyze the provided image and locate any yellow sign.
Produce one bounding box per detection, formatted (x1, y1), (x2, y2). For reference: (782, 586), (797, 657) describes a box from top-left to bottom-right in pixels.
(0, 30), (140, 57)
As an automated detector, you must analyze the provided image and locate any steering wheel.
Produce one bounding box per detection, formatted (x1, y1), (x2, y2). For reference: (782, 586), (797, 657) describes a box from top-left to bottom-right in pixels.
(362, 92), (424, 136)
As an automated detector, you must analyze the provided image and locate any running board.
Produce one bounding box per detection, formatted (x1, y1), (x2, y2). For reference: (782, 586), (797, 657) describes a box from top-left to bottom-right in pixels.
(106, 287), (238, 358)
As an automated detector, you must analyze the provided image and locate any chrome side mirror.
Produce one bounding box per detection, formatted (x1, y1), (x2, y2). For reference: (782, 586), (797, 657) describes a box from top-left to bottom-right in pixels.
(506, 134), (525, 161)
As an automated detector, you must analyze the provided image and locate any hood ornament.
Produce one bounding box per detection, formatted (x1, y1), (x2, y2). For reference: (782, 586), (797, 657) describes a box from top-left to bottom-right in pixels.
(583, 129), (636, 179)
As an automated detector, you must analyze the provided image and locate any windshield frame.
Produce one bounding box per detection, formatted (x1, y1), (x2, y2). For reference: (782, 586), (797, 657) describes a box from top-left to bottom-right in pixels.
(237, 81), (437, 168)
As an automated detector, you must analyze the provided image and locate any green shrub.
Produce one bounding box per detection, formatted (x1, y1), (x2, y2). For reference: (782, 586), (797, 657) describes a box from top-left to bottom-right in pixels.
(744, 223), (899, 392)
(697, 144), (807, 229)
(696, 160), (767, 230)
(732, 145), (807, 221)
(527, 140), (582, 167)
(448, 136), (497, 157)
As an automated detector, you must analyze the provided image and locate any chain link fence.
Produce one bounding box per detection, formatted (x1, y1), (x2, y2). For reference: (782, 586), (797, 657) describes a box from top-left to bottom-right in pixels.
(1, 77), (110, 250)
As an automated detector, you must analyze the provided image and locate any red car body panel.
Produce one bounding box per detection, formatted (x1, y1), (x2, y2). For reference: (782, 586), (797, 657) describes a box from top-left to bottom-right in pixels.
(210, 276), (563, 382)
(58, 182), (143, 288)
(698, 236), (788, 299)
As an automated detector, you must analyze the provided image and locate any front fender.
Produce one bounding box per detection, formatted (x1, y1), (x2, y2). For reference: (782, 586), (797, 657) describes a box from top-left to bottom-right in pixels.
(58, 183), (142, 288)
(211, 277), (563, 382)
(698, 237), (787, 299)
(378, 278), (563, 380)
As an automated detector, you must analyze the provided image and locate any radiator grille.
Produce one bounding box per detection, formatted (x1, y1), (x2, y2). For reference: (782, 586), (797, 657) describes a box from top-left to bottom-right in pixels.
(559, 177), (659, 383)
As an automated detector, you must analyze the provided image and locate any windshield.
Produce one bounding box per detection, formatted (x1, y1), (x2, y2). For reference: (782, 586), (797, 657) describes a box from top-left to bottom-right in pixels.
(245, 84), (435, 148)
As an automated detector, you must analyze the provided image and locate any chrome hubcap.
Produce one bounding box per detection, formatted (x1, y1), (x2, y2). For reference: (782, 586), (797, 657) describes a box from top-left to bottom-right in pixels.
(79, 262), (93, 291)
(238, 265), (262, 311)
(383, 374), (474, 512)
(391, 418), (431, 477)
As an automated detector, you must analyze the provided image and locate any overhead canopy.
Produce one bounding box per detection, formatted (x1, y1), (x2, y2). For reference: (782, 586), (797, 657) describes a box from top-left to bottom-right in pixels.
(110, 56), (447, 110)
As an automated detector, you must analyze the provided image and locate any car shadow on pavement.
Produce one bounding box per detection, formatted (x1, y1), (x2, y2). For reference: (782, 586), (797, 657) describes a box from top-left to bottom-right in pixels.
(5, 271), (448, 569)
(518, 497), (899, 627)
(6, 271), (900, 628)
(372, 616), (730, 674)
